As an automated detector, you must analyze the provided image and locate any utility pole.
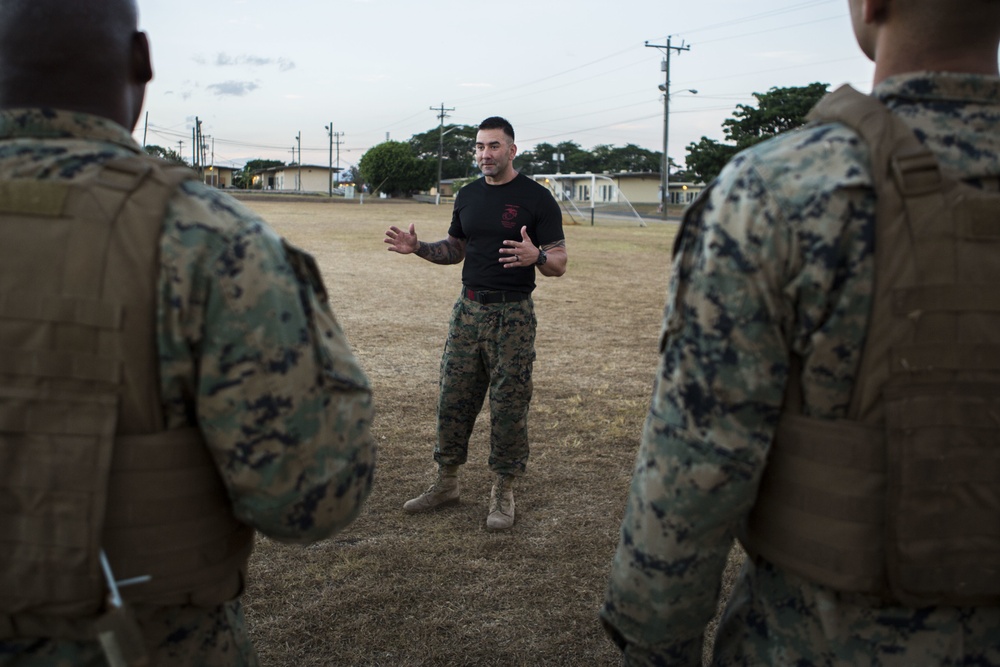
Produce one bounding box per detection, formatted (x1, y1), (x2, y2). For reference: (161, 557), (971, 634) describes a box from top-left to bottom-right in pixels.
(646, 37), (690, 220)
(201, 135), (209, 181)
(207, 136), (215, 187)
(430, 102), (454, 205)
(296, 131), (302, 192)
(325, 123), (334, 197)
(193, 117), (205, 183)
(333, 131), (344, 176)
(177, 140), (183, 161)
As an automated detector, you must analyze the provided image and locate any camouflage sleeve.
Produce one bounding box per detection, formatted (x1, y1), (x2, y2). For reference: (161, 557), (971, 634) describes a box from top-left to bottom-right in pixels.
(600, 126), (875, 664)
(157, 181), (375, 544)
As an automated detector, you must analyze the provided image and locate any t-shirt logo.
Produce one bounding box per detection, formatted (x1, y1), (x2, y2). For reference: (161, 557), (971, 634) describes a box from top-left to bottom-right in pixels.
(501, 204), (520, 229)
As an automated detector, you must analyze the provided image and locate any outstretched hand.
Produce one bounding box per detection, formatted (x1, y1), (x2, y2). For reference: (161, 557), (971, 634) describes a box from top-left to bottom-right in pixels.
(384, 223), (419, 254)
(499, 226), (539, 268)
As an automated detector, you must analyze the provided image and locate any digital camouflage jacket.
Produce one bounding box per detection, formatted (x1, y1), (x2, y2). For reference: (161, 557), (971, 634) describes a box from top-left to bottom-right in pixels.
(601, 72), (1000, 666)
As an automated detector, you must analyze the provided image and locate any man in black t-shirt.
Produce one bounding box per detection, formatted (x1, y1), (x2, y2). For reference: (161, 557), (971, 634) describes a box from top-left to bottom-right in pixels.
(384, 116), (567, 531)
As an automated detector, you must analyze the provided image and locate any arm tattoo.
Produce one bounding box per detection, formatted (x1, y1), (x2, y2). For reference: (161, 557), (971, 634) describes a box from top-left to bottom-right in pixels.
(416, 239), (463, 264)
(542, 239), (566, 251)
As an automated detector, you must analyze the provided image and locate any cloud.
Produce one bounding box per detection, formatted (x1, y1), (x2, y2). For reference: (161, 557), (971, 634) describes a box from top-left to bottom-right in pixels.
(461, 82), (493, 88)
(211, 53), (296, 72)
(206, 80), (260, 97)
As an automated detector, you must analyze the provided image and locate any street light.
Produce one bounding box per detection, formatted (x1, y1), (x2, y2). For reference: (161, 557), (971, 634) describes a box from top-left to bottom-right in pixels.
(658, 85), (697, 219)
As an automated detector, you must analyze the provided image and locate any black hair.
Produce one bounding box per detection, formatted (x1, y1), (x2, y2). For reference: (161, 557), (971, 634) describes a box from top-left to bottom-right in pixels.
(478, 116), (514, 142)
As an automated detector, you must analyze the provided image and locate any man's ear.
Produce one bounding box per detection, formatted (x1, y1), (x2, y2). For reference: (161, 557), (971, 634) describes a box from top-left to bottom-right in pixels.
(131, 31), (153, 84)
(864, 0), (889, 24)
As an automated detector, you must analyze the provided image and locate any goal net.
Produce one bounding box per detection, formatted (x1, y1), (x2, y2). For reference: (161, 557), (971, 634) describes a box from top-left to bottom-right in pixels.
(535, 173), (648, 227)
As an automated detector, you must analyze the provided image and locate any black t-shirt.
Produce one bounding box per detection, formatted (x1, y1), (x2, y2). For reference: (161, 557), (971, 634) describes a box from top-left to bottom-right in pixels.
(448, 173), (563, 293)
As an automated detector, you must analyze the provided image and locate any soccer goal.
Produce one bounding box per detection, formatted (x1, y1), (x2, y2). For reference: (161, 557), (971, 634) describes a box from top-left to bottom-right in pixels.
(534, 173), (648, 227)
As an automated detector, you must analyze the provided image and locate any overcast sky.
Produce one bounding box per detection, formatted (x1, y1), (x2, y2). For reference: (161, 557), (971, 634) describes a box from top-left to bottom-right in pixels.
(133, 0), (874, 172)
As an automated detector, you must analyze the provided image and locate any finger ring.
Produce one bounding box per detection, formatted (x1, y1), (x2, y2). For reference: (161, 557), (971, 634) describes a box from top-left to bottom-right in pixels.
(515, 254), (519, 261)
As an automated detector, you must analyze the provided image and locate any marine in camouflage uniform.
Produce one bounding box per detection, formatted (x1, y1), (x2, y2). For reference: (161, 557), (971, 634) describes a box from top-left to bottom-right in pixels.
(600, 0), (1000, 663)
(0, 2), (375, 664)
(0, 112), (377, 667)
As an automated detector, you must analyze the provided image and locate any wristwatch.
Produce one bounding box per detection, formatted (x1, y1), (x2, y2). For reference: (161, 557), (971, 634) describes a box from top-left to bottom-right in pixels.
(535, 248), (547, 266)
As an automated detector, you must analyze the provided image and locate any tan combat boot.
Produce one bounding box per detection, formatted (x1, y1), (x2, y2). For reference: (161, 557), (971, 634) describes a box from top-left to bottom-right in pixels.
(402, 465), (460, 513)
(486, 474), (515, 531)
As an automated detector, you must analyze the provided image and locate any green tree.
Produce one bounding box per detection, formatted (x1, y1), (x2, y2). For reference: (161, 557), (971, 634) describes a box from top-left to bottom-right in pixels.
(516, 141), (588, 175)
(358, 141), (430, 196)
(518, 141), (660, 175)
(234, 158), (284, 189)
(684, 82), (829, 183)
(143, 144), (187, 166)
(409, 124), (478, 181)
(589, 144), (617, 172)
(607, 143), (661, 173)
(515, 142), (554, 175)
(669, 158), (690, 183)
(557, 141), (588, 173)
(684, 137), (739, 185)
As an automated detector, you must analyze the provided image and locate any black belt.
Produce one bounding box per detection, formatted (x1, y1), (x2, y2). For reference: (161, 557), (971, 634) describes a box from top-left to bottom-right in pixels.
(463, 288), (529, 304)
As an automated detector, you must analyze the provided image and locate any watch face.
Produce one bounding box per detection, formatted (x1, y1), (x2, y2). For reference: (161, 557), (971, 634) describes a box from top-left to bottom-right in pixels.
(536, 249), (547, 266)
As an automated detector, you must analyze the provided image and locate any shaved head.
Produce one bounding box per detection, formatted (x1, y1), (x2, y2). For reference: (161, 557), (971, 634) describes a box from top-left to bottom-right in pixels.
(0, 0), (151, 129)
(849, 0), (1000, 81)
(901, 0), (1000, 44)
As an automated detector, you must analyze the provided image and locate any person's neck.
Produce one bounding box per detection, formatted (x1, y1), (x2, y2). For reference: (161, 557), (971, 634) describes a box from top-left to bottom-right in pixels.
(485, 168), (518, 186)
(871, 36), (1000, 85)
(0, 89), (134, 129)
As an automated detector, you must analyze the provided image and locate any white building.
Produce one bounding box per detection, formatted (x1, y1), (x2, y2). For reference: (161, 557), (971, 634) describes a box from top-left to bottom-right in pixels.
(532, 172), (703, 206)
(252, 164), (341, 193)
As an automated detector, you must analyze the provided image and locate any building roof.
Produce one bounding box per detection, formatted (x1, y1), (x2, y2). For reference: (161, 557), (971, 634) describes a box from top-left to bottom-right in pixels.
(253, 164), (342, 174)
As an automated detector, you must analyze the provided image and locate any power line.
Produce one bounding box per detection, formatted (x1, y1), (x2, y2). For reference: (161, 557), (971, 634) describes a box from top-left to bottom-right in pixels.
(671, 0), (839, 37)
(362, 7), (853, 148)
(144, 2), (857, 165)
(692, 15), (844, 46)
(450, 43), (640, 107)
(675, 55), (862, 88)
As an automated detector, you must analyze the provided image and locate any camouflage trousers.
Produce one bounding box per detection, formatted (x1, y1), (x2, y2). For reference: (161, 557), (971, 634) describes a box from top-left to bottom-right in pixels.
(434, 291), (536, 476)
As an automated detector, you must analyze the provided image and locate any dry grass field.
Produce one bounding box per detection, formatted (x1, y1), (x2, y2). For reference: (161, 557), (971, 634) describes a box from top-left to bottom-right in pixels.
(235, 197), (742, 667)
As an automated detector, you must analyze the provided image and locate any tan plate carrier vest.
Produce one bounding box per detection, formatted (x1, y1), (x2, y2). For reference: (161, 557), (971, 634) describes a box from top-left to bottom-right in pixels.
(0, 155), (254, 640)
(739, 85), (1000, 607)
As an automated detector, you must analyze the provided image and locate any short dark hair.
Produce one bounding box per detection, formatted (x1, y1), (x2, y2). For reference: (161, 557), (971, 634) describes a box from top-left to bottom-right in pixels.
(479, 117), (514, 142)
